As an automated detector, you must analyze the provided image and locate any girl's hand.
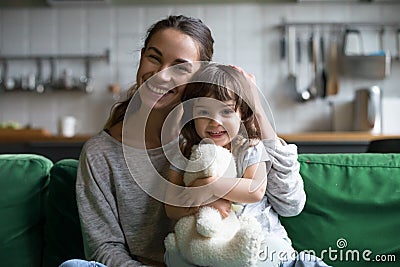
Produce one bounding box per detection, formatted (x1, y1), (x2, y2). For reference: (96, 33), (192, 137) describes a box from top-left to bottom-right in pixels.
(229, 64), (261, 110)
(206, 199), (232, 218)
(230, 64), (277, 140)
(177, 176), (218, 207)
(229, 64), (256, 84)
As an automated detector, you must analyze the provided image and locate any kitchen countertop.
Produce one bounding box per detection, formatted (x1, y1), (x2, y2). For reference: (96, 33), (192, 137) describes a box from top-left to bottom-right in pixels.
(279, 132), (400, 143)
(0, 128), (92, 143)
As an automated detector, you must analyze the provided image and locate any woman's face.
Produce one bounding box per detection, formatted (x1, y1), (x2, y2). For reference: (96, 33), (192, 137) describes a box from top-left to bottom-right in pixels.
(137, 28), (200, 111)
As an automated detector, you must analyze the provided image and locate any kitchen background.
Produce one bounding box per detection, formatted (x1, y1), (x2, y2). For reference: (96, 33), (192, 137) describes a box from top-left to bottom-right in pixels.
(0, 0), (399, 136)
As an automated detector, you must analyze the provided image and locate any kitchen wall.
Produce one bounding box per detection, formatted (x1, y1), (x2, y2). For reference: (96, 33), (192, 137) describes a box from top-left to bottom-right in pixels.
(0, 2), (399, 135)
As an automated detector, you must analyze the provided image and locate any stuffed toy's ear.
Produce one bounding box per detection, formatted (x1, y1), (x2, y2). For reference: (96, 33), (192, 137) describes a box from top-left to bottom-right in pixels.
(183, 144), (237, 186)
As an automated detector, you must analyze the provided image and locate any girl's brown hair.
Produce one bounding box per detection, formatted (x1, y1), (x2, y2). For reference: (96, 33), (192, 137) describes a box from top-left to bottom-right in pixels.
(180, 63), (259, 157)
(104, 15), (214, 129)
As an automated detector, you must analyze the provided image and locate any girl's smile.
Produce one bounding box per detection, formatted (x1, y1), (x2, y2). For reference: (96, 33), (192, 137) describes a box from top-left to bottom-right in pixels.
(193, 97), (241, 148)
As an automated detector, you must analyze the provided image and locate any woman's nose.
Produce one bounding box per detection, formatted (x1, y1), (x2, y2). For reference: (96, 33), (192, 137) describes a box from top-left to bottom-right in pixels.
(157, 65), (173, 82)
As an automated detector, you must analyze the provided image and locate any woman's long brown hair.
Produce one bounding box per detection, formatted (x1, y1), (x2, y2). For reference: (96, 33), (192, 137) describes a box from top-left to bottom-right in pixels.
(104, 15), (214, 130)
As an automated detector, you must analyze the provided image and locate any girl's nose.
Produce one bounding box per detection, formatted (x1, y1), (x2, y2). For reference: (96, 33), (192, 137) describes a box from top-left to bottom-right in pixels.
(208, 115), (222, 126)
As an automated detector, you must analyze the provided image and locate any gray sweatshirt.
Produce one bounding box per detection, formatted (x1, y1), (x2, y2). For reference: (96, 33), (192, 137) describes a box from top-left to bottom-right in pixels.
(76, 131), (305, 267)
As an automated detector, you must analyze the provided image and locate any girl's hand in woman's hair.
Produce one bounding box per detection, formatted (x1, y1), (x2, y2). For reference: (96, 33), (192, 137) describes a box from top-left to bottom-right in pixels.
(229, 64), (261, 110)
(229, 64), (277, 140)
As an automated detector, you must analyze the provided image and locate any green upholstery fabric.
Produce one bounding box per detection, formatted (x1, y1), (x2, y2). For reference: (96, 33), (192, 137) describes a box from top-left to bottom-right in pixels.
(280, 153), (400, 267)
(0, 154), (52, 267)
(43, 159), (84, 267)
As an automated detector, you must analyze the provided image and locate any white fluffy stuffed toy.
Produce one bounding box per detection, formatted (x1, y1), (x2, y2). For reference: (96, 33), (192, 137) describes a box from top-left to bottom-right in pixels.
(164, 143), (263, 267)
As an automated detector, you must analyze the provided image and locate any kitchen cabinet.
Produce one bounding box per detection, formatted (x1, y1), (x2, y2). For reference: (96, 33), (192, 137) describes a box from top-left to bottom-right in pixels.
(0, 129), (90, 162)
(0, 141), (86, 162)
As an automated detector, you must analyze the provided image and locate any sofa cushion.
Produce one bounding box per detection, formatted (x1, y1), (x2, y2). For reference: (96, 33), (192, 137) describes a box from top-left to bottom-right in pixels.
(280, 153), (400, 267)
(43, 159), (85, 267)
(0, 154), (52, 267)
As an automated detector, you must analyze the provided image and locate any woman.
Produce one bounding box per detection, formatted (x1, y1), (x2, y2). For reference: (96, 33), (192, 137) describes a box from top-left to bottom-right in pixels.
(61, 15), (312, 267)
(62, 15), (214, 267)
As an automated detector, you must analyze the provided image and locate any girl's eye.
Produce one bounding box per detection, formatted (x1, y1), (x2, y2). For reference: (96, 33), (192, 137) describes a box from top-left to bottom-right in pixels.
(195, 110), (209, 116)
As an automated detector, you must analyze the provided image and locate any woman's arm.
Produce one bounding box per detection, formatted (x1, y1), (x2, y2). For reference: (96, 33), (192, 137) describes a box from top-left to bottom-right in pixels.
(263, 139), (306, 217)
(165, 169), (200, 220)
(76, 150), (143, 267)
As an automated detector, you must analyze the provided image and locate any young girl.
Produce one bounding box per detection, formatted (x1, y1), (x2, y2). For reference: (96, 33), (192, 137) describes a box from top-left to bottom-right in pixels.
(165, 62), (268, 217)
(165, 63), (308, 267)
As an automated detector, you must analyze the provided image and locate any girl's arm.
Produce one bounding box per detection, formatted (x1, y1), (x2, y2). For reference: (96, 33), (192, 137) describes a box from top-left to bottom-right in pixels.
(182, 161), (267, 206)
(165, 169), (232, 220)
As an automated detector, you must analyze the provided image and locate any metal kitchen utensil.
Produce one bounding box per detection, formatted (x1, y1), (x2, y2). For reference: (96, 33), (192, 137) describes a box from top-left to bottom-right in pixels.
(320, 35), (328, 98)
(1, 60), (16, 91)
(353, 85), (382, 134)
(343, 28), (363, 56)
(326, 33), (339, 96)
(35, 59), (45, 93)
(301, 32), (319, 100)
(286, 27), (311, 102)
(396, 28), (400, 60)
(287, 27), (298, 99)
(341, 28), (391, 79)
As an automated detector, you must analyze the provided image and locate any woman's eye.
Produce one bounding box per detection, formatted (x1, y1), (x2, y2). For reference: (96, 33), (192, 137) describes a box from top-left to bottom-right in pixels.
(147, 54), (160, 62)
(174, 63), (192, 74)
(221, 109), (235, 116)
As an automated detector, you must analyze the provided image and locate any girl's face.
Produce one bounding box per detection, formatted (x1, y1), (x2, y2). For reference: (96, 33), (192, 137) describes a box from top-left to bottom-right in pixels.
(193, 97), (241, 149)
(137, 28), (200, 111)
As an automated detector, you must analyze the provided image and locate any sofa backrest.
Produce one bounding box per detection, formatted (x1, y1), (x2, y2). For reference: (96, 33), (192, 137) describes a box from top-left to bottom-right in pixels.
(43, 158), (84, 267)
(0, 154), (53, 267)
(280, 153), (400, 267)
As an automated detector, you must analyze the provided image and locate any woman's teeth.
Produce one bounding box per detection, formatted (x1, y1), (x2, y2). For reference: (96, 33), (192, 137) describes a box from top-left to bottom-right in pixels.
(147, 83), (170, 95)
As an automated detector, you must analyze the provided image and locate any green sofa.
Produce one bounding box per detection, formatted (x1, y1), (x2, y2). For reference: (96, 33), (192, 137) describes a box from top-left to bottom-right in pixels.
(0, 153), (399, 267)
